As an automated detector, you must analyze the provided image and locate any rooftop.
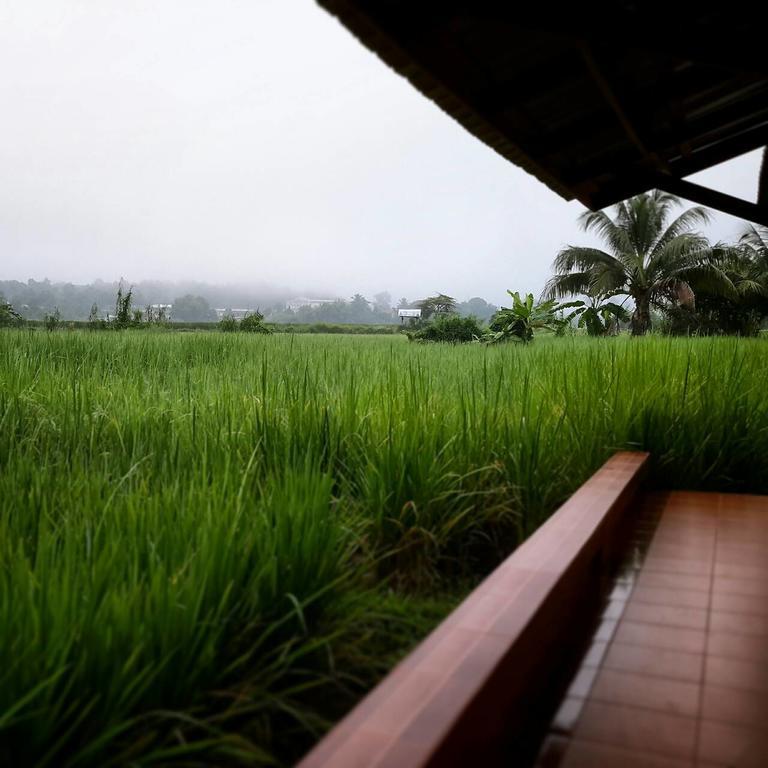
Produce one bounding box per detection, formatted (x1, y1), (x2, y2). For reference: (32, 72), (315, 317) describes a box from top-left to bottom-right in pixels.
(318, 1), (768, 225)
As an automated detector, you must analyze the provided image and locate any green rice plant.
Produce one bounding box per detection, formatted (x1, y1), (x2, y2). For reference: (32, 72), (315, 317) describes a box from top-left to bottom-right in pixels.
(1, 330), (768, 765)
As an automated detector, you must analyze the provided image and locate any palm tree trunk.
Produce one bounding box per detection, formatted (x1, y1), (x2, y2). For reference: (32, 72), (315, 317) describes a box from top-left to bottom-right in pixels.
(631, 294), (651, 336)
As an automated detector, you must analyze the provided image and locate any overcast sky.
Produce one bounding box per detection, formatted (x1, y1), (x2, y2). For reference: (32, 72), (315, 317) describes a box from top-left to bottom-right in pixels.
(0, 0), (762, 305)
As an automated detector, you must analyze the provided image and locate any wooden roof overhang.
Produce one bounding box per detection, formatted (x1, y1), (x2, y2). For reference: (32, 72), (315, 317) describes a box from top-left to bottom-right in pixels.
(318, 1), (768, 225)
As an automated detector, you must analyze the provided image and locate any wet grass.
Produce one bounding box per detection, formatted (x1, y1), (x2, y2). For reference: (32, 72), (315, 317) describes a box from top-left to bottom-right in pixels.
(1, 330), (767, 765)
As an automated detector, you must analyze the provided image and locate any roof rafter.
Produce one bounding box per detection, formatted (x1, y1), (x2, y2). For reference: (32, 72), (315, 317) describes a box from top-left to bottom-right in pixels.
(654, 176), (768, 227)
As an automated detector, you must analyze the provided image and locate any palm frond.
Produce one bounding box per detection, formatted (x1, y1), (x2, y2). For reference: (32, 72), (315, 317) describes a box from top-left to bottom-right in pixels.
(589, 268), (627, 296)
(647, 234), (713, 280)
(665, 264), (736, 299)
(649, 206), (711, 261)
(544, 272), (593, 299)
(623, 191), (680, 256)
(578, 210), (633, 257)
(552, 246), (625, 276)
(740, 223), (768, 253)
(732, 277), (767, 297)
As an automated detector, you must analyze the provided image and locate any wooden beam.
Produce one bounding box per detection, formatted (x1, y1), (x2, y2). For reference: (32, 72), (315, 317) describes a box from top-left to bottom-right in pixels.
(654, 176), (768, 227)
(759, 147), (768, 210)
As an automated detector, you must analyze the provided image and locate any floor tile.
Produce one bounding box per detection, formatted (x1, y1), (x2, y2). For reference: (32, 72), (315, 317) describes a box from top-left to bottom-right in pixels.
(560, 739), (694, 767)
(602, 643), (703, 683)
(623, 602), (707, 630)
(636, 571), (711, 593)
(574, 700), (697, 759)
(697, 720), (768, 767)
(591, 668), (700, 716)
(701, 684), (765, 728)
(710, 591), (768, 616)
(614, 621), (706, 654)
(631, 586), (710, 610)
(705, 655), (768, 693)
(712, 576), (768, 598)
(709, 610), (768, 637)
(707, 631), (768, 662)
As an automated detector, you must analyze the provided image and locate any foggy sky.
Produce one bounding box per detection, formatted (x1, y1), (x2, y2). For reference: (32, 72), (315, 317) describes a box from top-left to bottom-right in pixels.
(0, 0), (762, 306)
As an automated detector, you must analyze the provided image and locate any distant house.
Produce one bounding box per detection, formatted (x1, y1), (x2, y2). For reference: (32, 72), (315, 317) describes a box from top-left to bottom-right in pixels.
(398, 308), (421, 322)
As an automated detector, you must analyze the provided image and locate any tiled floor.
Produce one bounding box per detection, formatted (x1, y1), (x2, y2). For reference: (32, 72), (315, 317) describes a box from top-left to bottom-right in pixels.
(535, 491), (768, 768)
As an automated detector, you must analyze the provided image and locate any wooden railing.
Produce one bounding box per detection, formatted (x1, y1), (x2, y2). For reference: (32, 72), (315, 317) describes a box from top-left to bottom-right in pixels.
(298, 451), (651, 768)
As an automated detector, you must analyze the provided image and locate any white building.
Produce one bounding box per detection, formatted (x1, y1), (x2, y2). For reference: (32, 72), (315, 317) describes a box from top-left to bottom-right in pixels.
(214, 308), (257, 319)
(285, 297), (338, 311)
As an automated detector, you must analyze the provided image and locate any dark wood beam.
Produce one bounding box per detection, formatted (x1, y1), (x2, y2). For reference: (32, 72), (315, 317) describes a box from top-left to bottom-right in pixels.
(654, 176), (768, 227)
(759, 147), (768, 210)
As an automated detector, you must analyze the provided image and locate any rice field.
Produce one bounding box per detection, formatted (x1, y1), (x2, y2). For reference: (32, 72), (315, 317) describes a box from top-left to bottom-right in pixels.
(2, 329), (767, 766)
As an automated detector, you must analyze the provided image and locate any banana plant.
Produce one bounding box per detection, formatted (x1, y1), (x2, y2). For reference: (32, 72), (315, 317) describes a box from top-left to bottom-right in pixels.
(564, 297), (630, 336)
(487, 291), (575, 343)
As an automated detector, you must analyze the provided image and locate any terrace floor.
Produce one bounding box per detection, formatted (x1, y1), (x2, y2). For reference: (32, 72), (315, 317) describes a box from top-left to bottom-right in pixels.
(535, 490), (768, 768)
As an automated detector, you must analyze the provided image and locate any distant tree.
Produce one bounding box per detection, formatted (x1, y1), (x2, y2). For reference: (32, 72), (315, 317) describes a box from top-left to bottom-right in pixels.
(144, 305), (169, 325)
(264, 297), (399, 326)
(172, 294), (217, 322)
(457, 297), (498, 322)
(114, 283), (134, 329)
(396, 297), (410, 309)
(0, 295), (22, 327)
(417, 293), (457, 320)
(373, 291), (392, 313)
(347, 294), (374, 323)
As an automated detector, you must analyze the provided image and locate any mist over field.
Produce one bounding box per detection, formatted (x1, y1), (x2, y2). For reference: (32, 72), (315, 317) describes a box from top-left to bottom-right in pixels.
(0, 0), (761, 303)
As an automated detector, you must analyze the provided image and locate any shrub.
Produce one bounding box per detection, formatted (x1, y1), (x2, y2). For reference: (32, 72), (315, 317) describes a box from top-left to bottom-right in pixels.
(408, 314), (483, 343)
(240, 310), (272, 334)
(218, 314), (238, 332)
(87, 303), (106, 331)
(0, 298), (23, 328)
(43, 308), (61, 332)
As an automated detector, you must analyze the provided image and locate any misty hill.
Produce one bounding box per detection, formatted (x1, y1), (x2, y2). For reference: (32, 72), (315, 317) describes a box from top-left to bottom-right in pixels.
(0, 279), (307, 322)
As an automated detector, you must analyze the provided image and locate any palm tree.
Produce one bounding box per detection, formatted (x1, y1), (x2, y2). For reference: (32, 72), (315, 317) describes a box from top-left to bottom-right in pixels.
(738, 224), (768, 292)
(686, 227), (768, 336)
(545, 190), (733, 335)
